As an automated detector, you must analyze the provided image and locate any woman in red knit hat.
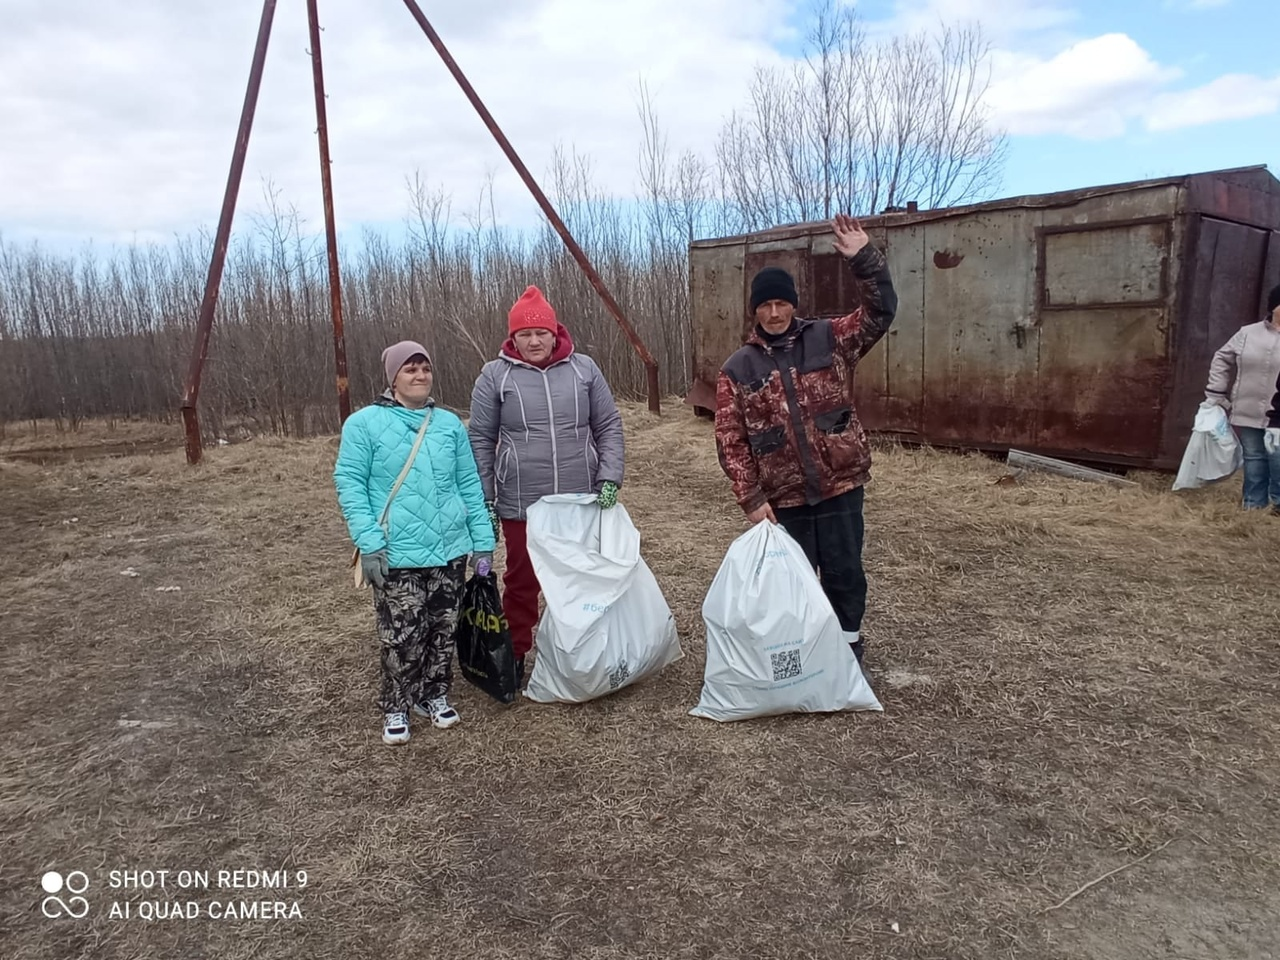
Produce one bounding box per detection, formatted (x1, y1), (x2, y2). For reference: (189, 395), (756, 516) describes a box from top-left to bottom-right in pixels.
(468, 286), (626, 686)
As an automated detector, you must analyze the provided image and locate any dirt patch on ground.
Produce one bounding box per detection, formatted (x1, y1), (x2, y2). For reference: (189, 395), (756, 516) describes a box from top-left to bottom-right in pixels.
(2, 401), (1278, 959)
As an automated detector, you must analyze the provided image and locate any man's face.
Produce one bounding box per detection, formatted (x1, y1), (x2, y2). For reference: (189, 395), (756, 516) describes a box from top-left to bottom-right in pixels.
(755, 299), (795, 335)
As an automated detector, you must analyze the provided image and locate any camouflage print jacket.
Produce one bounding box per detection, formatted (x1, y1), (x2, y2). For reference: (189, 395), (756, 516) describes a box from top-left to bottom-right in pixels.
(715, 244), (898, 512)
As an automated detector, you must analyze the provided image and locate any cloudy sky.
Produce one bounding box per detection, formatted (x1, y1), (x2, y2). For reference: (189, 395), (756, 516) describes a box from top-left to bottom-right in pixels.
(1, 0), (1276, 249)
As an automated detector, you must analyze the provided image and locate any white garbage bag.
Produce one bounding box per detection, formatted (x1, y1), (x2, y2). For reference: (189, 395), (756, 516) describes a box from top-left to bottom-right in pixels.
(1171, 401), (1242, 491)
(690, 520), (882, 722)
(523, 494), (682, 703)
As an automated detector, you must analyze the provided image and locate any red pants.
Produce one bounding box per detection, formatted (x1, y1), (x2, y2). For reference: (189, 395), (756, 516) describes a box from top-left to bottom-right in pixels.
(501, 519), (541, 658)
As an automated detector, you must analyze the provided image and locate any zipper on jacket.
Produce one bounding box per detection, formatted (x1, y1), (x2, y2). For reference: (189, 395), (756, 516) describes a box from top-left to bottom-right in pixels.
(768, 349), (824, 505)
(541, 371), (560, 492)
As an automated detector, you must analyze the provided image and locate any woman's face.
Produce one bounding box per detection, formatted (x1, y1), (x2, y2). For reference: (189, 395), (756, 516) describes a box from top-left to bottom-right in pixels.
(513, 327), (555, 364)
(393, 356), (433, 408)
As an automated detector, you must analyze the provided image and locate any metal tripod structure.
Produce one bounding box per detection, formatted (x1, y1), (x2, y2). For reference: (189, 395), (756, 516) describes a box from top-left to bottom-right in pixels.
(179, 0), (663, 465)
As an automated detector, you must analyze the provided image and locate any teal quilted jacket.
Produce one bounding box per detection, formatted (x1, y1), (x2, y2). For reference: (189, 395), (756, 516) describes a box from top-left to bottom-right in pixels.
(333, 395), (495, 569)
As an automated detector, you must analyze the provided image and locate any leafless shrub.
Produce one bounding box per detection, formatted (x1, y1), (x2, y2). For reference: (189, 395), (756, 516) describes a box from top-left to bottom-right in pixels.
(0, 4), (1004, 436)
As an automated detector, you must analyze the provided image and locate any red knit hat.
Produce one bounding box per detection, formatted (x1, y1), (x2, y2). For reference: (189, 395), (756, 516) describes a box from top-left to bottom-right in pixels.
(508, 285), (557, 334)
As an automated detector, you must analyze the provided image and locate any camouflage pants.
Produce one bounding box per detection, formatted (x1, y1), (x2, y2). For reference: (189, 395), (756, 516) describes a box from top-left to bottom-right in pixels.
(373, 558), (466, 713)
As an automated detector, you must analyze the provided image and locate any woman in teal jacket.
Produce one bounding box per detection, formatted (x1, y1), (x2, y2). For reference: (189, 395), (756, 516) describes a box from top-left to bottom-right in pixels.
(334, 340), (495, 745)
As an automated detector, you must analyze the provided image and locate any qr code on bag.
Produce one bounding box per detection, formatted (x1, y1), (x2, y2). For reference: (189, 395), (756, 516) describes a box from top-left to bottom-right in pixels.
(608, 660), (631, 690)
(770, 649), (802, 681)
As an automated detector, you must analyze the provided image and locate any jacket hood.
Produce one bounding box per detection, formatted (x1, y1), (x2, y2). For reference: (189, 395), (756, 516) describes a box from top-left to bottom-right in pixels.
(500, 320), (575, 368)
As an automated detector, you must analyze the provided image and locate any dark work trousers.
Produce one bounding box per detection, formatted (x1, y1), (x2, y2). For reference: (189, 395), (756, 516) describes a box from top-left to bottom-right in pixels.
(774, 486), (867, 651)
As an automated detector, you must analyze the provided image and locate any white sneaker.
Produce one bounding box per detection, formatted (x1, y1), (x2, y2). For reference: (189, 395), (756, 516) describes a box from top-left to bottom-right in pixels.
(414, 697), (460, 729)
(382, 712), (411, 745)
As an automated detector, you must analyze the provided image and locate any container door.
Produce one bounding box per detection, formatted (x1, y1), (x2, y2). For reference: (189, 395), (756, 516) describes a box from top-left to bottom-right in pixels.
(1035, 220), (1171, 459)
(921, 212), (1040, 446)
(1160, 217), (1274, 462)
(689, 243), (747, 407)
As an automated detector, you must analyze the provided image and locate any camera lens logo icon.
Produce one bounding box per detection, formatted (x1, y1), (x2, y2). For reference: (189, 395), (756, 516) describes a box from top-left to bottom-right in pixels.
(41, 871), (89, 919)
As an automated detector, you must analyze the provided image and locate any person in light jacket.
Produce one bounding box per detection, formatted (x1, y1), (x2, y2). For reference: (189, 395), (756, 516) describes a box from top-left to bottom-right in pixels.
(469, 286), (625, 685)
(1205, 283), (1280, 509)
(334, 341), (495, 745)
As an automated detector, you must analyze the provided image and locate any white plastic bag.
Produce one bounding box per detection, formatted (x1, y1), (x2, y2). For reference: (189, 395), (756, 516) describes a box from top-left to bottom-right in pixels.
(690, 520), (881, 722)
(1171, 401), (1242, 491)
(523, 494), (682, 703)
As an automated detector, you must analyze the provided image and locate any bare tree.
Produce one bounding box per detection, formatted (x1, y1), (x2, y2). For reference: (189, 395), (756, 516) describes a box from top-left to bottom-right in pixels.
(715, 2), (1005, 229)
(0, 4), (1006, 438)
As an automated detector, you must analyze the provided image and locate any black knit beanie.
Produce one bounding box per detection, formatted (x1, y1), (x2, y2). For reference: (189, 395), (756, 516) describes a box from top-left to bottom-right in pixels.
(749, 267), (798, 313)
(1267, 283), (1280, 315)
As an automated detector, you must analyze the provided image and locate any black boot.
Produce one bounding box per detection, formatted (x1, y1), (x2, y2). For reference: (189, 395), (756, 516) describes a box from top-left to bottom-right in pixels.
(515, 656), (526, 689)
(850, 640), (865, 665)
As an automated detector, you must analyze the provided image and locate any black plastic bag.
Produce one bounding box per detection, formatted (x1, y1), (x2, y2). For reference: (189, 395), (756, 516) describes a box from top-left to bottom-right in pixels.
(455, 572), (518, 704)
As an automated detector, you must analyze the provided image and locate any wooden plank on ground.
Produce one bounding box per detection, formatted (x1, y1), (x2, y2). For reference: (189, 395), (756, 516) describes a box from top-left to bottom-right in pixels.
(1007, 449), (1139, 486)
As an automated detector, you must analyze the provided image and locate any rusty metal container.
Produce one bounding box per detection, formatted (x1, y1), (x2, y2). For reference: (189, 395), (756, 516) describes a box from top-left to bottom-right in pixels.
(687, 165), (1280, 469)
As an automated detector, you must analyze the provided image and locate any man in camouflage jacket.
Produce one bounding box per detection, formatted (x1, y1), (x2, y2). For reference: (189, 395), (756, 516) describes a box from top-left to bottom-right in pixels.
(714, 214), (898, 662)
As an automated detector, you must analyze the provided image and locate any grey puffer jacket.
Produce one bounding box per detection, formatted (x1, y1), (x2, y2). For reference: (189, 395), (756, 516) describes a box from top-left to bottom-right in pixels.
(468, 324), (625, 521)
(1205, 320), (1280, 429)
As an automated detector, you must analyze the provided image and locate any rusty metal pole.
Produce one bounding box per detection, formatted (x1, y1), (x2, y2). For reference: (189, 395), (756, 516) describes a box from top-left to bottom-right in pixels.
(398, 0), (662, 414)
(180, 0), (279, 464)
(305, 0), (351, 423)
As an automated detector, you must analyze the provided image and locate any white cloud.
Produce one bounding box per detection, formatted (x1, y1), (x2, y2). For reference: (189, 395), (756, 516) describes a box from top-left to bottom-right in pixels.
(4, 0), (1275, 244)
(986, 34), (1181, 138)
(1145, 73), (1280, 131)
(879, 1), (1277, 141)
(0, 0), (790, 244)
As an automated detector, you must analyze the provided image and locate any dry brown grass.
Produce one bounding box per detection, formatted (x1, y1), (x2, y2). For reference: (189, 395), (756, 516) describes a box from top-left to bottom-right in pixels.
(2, 400), (1278, 960)
(0, 417), (180, 461)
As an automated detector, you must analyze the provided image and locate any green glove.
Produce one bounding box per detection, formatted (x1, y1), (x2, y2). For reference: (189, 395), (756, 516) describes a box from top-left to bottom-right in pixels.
(597, 481), (619, 509)
(486, 501), (501, 542)
(360, 548), (389, 589)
